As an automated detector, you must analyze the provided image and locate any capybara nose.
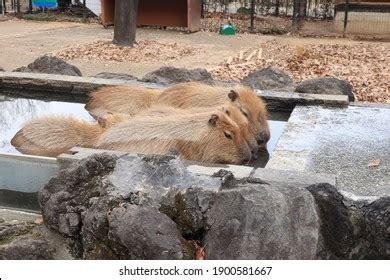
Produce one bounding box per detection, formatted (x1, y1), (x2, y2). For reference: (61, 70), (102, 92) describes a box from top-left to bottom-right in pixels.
(257, 133), (268, 147)
(257, 136), (265, 146)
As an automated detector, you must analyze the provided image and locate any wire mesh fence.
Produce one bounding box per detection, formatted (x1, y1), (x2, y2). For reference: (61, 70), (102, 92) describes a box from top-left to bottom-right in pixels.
(201, 0), (390, 36)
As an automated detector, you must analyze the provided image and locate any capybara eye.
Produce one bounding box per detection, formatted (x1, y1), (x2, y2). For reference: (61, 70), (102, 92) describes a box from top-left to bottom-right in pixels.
(240, 109), (249, 118)
(224, 131), (232, 140)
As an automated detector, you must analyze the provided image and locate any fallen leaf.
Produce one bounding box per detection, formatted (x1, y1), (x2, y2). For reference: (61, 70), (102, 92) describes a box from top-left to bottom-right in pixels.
(368, 159), (381, 167)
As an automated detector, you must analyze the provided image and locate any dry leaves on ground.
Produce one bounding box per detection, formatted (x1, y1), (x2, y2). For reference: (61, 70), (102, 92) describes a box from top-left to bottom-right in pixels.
(52, 40), (201, 63)
(210, 40), (390, 103)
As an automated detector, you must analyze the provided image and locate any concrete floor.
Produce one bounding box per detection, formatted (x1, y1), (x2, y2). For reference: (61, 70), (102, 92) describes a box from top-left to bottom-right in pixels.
(267, 104), (390, 197)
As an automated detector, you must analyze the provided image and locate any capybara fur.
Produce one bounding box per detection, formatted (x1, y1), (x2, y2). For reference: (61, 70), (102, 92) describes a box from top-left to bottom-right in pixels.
(85, 82), (270, 149)
(85, 85), (162, 118)
(10, 114), (127, 157)
(97, 110), (252, 164)
(135, 104), (258, 154)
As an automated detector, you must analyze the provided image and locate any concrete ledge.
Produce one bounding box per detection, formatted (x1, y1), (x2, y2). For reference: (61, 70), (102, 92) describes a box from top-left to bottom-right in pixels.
(0, 71), (162, 102)
(257, 90), (349, 109)
(1, 72), (348, 109)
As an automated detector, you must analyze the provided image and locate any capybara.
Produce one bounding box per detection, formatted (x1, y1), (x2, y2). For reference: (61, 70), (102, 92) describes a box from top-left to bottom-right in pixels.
(135, 104), (258, 154)
(97, 110), (252, 164)
(85, 82), (270, 149)
(85, 85), (162, 119)
(10, 114), (128, 157)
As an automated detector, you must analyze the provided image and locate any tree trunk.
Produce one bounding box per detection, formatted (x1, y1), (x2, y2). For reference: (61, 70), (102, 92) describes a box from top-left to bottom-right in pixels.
(113, 0), (139, 47)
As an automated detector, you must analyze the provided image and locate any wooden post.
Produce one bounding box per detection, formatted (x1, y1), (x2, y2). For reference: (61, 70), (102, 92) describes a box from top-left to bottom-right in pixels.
(343, 0), (349, 37)
(250, 0), (255, 32)
(113, 0), (139, 47)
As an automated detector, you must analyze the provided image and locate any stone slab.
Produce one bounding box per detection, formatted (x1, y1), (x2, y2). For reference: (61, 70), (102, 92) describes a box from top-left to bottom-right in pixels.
(267, 105), (390, 197)
(252, 168), (336, 186)
(257, 90), (349, 109)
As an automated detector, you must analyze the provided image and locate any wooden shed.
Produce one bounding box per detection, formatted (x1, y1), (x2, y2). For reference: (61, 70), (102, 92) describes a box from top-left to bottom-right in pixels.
(101, 0), (202, 32)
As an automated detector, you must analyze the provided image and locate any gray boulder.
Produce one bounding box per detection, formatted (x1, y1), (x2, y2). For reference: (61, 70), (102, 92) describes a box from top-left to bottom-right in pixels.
(93, 72), (137, 81)
(242, 67), (293, 90)
(0, 67), (4, 71)
(295, 77), (354, 101)
(39, 153), (220, 259)
(141, 66), (213, 85)
(205, 177), (322, 259)
(13, 55), (82, 76)
(307, 183), (389, 259)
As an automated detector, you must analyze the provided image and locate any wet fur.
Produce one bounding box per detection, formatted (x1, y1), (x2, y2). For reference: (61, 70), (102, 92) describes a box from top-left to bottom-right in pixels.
(10, 114), (125, 157)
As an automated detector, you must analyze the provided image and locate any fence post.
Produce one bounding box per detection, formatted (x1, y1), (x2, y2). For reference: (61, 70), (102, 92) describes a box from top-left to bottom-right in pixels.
(83, 0), (87, 22)
(343, 0), (349, 37)
(16, 0), (20, 14)
(2, 0), (6, 15)
(0, 0), (2, 14)
(28, 0), (32, 13)
(250, 0), (255, 32)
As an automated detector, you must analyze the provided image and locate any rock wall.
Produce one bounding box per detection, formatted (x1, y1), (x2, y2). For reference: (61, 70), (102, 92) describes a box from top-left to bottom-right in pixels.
(32, 154), (389, 260)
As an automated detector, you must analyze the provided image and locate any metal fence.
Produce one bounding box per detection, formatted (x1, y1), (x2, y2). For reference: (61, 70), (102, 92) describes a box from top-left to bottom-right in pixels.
(201, 0), (390, 36)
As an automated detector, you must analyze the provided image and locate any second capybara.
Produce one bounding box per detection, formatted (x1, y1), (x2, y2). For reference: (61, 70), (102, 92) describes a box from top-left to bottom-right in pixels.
(85, 85), (162, 119)
(10, 113), (129, 157)
(97, 110), (252, 164)
(85, 82), (270, 149)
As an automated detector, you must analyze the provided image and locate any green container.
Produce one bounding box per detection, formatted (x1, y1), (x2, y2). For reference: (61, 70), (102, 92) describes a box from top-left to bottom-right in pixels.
(220, 24), (236, 35)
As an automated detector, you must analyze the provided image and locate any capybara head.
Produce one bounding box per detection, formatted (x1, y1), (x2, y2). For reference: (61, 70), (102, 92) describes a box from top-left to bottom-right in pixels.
(227, 86), (270, 149)
(199, 112), (252, 164)
(221, 104), (258, 155)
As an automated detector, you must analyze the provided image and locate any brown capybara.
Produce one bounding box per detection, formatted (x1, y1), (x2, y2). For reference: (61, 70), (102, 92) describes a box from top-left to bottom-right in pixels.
(97, 110), (252, 164)
(85, 85), (162, 119)
(85, 82), (269, 149)
(157, 82), (270, 149)
(10, 113), (128, 157)
(135, 104), (258, 154)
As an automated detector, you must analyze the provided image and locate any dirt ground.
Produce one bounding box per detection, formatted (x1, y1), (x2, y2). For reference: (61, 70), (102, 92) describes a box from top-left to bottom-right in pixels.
(0, 19), (389, 101)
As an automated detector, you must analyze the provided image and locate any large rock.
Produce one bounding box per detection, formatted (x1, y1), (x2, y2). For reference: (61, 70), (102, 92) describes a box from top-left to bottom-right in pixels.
(241, 67), (293, 90)
(307, 183), (389, 259)
(204, 176), (322, 259)
(295, 77), (354, 101)
(93, 72), (137, 81)
(0, 67), (4, 71)
(13, 55), (82, 76)
(141, 66), (213, 85)
(39, 153), (220, 259)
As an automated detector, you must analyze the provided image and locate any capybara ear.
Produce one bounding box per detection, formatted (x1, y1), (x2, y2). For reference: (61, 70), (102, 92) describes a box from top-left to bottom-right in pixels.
(228, 90), (239, 102)
(208, 114), (219, 126)
(97, 116), (107, 128)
